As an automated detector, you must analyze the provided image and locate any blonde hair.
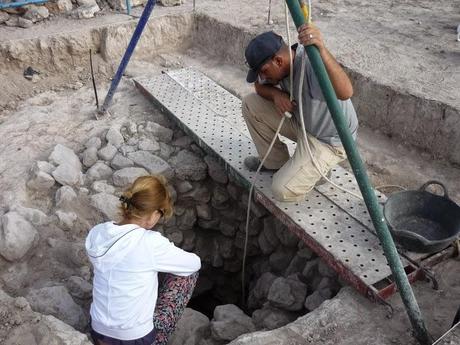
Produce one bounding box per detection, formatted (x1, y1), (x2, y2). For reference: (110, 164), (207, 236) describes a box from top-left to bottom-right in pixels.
(119, 175), (173, 220)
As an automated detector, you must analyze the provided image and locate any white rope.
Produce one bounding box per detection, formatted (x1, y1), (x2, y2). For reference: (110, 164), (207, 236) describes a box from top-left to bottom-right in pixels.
(241, 2), (294, 302)
(431, 321), (460, 345)
(242, 0), (363, 303)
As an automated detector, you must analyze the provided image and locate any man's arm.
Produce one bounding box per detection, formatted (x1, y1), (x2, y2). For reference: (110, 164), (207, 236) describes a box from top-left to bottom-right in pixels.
(254, 81), (296, 116)
(298, 24), (353, 100)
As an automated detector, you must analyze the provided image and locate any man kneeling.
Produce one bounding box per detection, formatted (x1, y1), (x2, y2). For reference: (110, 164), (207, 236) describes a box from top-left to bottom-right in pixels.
(242, 26), (358, 202)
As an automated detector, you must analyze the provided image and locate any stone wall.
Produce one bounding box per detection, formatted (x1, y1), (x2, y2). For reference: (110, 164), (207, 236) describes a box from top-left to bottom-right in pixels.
(0, 104), (341, 343)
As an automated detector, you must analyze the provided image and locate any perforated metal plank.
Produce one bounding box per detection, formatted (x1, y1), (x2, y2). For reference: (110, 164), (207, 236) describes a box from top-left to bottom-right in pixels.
(134, 69), (414, 298)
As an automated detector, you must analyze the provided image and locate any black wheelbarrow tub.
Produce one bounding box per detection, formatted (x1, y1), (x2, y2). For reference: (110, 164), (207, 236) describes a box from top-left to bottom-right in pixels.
(383, 181), (460, 253)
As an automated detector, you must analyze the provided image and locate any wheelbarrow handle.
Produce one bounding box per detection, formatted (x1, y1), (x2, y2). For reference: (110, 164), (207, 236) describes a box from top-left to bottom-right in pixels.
(420, 180), (449, 199)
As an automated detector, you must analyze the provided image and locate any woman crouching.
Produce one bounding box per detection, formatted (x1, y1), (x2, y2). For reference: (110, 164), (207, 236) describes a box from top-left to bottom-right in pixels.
(85, 175), (201, 345)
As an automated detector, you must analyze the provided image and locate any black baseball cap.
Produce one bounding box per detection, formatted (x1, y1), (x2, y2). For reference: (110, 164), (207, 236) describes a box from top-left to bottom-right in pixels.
(245, 31), (283, 83)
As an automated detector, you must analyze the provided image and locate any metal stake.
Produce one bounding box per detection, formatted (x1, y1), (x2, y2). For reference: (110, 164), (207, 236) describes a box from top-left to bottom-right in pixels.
(99, 0), (156, 116)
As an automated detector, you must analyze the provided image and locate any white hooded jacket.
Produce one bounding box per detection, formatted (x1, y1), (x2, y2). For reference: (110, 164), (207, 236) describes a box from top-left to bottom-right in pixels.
(85, 222), (201, 340)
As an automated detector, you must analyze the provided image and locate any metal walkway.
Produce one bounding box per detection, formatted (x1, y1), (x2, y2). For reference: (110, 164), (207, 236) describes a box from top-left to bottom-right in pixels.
(134, 68), (435, 301)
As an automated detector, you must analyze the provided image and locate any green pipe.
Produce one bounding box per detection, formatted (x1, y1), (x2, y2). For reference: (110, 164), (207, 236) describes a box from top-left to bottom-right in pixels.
(284, 1), (431, 344)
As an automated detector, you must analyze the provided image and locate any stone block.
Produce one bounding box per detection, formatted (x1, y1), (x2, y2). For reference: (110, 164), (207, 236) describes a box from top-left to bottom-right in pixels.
(112, 167), (148, 187)
(0, 212), (38, 261)
(267, 277), (307, 311)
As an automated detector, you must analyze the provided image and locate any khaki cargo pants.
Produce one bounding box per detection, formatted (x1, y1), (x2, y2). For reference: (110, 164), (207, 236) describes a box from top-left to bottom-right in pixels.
(242, 93), (346, 202)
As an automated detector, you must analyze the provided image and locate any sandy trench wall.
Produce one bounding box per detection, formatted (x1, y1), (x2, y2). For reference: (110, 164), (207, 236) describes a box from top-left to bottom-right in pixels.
(0, 11), (459, 161)
(191, 14), (460, 165)
(0, 13), (194, 73)
(350, 71), (460, 165)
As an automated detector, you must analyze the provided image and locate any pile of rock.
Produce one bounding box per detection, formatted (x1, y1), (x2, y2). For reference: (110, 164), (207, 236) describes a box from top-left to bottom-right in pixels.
(0, 4), (50, 29)
(0, 289), (92, 344)
(0, 109), (343, 343)
(0, 0), (187, 27)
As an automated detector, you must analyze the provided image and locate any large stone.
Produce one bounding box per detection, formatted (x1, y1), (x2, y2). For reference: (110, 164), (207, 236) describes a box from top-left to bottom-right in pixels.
(81, 147), (98, 168)
(138, 138), (160, 152)
(127, 151), (172, 177)
(49, 144), (81, 171)
(318, 260), (337, 278)
(170, 150), (207, 181)
(119, 144), (137, 156)
(159, 142), (175, 159)
(85, 136), (102, 149)
(98, 144), (118, 161)
(33, 160), (55, 175)
(258, 230), (276, 255)
(66, 276), (93, 299)
(86, 162), (113, 182)
(92, 180), (116, 194)
(106, 0), (147, 9)
(239, 217), (262, 236)
(55, 185), (78, 208)
(275, 220), (299, 247)
(52, 163), (83, 187)
(216, 236), (235, 259)
(18, 17), (33, 28)
(10, 205), (49, 226)
(159, 0), (183, 6)
(0, 11), (10, 24)
(304, 290), (328, 311)
(211, 185), (230, 207)
(285, 252), (310, 276)
(106, 126), (125, 148)
(5, 15), (19, 27)
(26, 285), (87, 329)
(252, 304), (297, 330)
(267, 277), (307, 311)
(211, 304), (256, 342)
(0, 290), (92, 345)
(71, 3), (100, 18)
(176, 180), (193, 194)
(172, 136), (193, 148)
(218, 219), (238, 237)
(90, 193), (120, 220)
(247, 272), (277, 310)
(111, 153), (134, 169)
(56, 210), (77, 230)
(169, 308), (209, 345)
(145, 121), (173, 142)
(269, 247), (296, 273)
(262, 217), (280, 248)
(182, 185), (211, 203)
(112, 167), (148, 187)
(24, 4), (49, 22)
(0, 212), (38, 261)
(302, 258), (319, 280)
(196, 204), (212, 220)
(177, 208), (197, 230)
(27, 171), (55, 191)
(56, 0), (73, 12)
(204, 155), (228, 184)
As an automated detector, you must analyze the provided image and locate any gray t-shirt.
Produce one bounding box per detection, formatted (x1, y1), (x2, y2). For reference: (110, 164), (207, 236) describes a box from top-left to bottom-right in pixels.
(280, 44), (358, 147)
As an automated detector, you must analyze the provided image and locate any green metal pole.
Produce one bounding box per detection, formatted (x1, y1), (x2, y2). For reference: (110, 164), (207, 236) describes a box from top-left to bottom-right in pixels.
(284, 1), (431, 344)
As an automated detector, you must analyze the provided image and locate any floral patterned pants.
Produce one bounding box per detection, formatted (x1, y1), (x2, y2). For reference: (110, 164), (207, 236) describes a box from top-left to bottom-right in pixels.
(152, 272), (199, 345)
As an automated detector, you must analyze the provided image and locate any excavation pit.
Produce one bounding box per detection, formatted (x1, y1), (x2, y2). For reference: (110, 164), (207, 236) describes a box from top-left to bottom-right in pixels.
(0, 2), (459, 344)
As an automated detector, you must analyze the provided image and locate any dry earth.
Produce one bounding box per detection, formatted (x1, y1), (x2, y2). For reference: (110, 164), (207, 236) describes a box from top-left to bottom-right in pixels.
(0, 0), (459, 344)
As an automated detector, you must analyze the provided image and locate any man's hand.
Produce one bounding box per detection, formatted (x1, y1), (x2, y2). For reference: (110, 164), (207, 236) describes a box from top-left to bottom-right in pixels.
(273, 91), (296, 115)
(298, 24), (325, 53)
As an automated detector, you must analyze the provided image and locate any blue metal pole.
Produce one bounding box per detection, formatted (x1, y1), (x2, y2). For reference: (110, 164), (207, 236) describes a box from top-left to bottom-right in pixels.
(99, 0), (156, 114)
(0, 0), (48, 9)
